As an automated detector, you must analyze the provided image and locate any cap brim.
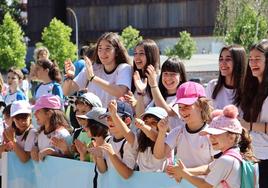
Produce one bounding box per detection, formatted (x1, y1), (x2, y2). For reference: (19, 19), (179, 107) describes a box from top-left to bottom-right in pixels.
(99, 112), (124, 119)
(199, 128), (227, 136)
(76, 114), (88, 119)
(140, 112), (165, 120)
(175, 97), (198, 105)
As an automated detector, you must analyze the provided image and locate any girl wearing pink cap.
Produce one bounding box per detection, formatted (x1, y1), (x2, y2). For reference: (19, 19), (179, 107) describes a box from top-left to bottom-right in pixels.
(154, 82), (215, 171)
(240, 39), (268, 187)
(31, 95), (71, 161)
(167, 105), (256, 188)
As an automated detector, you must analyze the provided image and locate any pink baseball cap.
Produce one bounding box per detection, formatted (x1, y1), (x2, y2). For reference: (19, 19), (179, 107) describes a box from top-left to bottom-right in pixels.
(175, 81), (206, 105)
(200, 105), (242, 135)
(33, 94), (61, 112)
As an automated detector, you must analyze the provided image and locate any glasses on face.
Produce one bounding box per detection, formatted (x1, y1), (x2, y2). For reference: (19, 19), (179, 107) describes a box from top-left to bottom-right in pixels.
(14, 113), (30, 120)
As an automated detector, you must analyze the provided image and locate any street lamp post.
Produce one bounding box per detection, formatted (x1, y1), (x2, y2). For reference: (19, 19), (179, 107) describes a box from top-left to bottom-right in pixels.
(66, 7), (79, 59)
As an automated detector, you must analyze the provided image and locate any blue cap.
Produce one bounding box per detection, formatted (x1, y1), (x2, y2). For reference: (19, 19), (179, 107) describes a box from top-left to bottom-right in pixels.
(21, 67), (29, 75)
(140, 107), (168, 120)
(100, 101), (134, 119)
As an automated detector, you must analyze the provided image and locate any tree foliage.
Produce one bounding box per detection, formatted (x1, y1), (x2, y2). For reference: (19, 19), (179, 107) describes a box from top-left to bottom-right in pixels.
(214, 0), (268, 49)
(0, 0), (22, 25)
(0, 13), (26, 71)
(120, 25), (143, 50)
(165, 31), (196, 60)
(40, 18), (77, 69)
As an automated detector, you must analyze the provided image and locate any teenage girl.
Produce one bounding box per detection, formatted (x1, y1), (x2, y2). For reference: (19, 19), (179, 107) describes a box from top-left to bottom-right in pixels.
(206, 45), (247, 109)
(240, 39), (268, 187)
(63, 32), (132, 108)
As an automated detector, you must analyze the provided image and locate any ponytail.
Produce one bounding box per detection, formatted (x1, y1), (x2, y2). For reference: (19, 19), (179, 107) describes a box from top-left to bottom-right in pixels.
(238, 128), (258, 162)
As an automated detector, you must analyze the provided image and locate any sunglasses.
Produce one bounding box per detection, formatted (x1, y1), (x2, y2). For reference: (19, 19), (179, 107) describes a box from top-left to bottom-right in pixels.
(14, 113), (30, 120)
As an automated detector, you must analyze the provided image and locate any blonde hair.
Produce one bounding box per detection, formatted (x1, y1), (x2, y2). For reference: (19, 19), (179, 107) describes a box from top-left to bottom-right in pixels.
(195, 97), (213, 123)
(33, 47), (50, 62)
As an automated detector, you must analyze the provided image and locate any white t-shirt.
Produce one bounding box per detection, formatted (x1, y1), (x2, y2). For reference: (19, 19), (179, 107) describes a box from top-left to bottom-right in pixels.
(206, 79), (235, 109)
(205, 155), (241, 188)
(16, 128), (37, 152)
(21, 80), (29, 96)
(133, 134), (168, 172)
(250, 96), (268, 160)
(165, 124), (215, 167)
(37, 128), (70, 152)
(104, 137), (136, 170)
(74, 63), (133, 108)
(146, 95), (184, 130)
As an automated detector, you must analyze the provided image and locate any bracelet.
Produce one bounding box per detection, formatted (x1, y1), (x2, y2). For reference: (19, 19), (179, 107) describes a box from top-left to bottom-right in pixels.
(150, 85), (158, 89)
(89, 75), (95, 82)
(265, 122), (267, 134)
(137, 92), (145, 96)
(250, 122), (253, 131)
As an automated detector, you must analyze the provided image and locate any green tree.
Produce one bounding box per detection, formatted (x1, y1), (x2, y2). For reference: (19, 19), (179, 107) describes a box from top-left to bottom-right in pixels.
(40, 18), (77, 69)
(0, 0), (22, 25)
(120, 25), (143, 50)
(165, 31), (196, 60)
(214, 0), (268, 49)
(225, 4), (268, 50)
(0, 13), (26, 71)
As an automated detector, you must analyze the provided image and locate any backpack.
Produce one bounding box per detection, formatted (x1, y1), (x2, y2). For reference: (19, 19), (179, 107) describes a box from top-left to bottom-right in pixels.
(222, 149), (256, 188)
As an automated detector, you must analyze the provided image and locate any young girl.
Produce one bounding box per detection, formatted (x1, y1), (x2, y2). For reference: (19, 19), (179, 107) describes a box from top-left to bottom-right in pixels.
(206, 45), (247, 109)
(111, 101), (169, 172)
(33, 59), (63, 101)
(3, 100), (36, 163)
(167, 105), (257, 188)
(31, 95), (71, 161)
(240, 39), (268, 187)
(127, 39), (160, 114)
(145, 57), (187, 129)
(154, 81), (215, 168)
(4, 67), (27, 105)
(63, 32), (132, 108)
(75, 107), (109, 162)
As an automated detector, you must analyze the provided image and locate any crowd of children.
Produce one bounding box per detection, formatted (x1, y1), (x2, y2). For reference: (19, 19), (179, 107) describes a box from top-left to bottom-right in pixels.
(0, 32), (268, 188)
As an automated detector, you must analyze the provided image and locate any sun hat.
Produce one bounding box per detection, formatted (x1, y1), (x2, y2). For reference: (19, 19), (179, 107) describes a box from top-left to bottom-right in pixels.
(140, 107), (168, 120)
(200, 105), (242, 135)
(76, 107), (107, 126)
(174, 81), (206, 105)
(33, 94), (61, 112)
(76, 92), (102, 107)
(10, 100), (32, 117)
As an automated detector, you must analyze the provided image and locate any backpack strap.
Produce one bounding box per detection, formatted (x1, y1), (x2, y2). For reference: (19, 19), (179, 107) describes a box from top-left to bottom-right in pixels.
(223, 149), (243, 162)
(72, 128), (83, 142)
(119, 139), (127, 159)
(93, 164), (98, 188)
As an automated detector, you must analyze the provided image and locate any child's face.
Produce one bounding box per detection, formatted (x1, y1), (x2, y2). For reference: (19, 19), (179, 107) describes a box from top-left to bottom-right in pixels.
(13, 113), (31, 132)
(7, 72), (19, 87)
(162, 71), (180, 94)
(134, 45), (147, 70)
(143, 116), (158, 129)
(178, 103), (202, 124)
(38, 50), (48, 60)
(209, 132), (235, 152)
(75, 103), (92, 128)
(97, 39), (116, 67)
(106, 116), (124, 138)
(34, 109), (48, 126)
(219, 49), (234, 78)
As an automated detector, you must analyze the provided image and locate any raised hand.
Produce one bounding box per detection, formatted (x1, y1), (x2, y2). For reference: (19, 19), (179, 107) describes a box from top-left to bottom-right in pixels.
(157, 117), (169, 133)
(145, 65), (158, 87)
(99, 143), (115, 156)
(133, 71), (147, 93)
(84, 56), (94, 79)
(134, 118), (146, 129)
(74, 139), (87, 156)
(108, 100), (118, 117)
(51, 137), (68, 154)
(4, 127), (15, 142)
(31, 146), (39, 161)
(124, 91), (137, 108)
(64, 59), (75, 79)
